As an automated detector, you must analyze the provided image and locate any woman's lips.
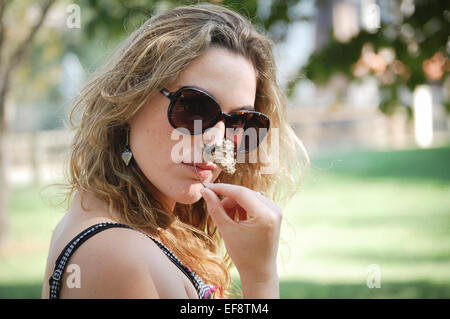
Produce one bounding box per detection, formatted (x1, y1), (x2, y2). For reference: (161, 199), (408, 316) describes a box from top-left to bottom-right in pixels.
(181, 162), (215, 177)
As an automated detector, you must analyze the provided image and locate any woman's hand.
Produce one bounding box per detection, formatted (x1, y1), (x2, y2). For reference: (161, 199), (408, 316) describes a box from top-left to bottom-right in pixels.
(200, 183), (282, 284)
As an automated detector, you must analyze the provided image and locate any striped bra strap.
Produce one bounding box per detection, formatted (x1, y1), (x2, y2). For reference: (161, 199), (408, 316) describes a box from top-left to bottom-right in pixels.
(48, 222), (214, 299)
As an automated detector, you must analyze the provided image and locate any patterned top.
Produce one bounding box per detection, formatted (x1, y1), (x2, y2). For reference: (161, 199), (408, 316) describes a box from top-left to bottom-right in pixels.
(48, 222), (220, 299)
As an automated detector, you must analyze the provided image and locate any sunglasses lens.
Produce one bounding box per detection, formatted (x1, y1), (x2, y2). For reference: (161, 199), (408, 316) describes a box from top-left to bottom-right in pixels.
(227, 112), (270, 153)
(169, 89), (220, 134)
(167, 88), (270, 154)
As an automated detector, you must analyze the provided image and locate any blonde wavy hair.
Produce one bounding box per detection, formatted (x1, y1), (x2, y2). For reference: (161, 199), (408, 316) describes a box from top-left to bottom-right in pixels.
(60, 3), (309, 298)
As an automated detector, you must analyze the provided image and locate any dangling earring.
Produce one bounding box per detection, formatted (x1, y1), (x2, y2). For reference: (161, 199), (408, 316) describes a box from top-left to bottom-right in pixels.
(121, 126), (133, 166)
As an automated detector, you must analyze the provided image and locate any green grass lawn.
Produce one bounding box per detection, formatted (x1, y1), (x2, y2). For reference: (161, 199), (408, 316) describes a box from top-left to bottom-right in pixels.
(0, 145), (449, 298)
(278, 145), (450, 298)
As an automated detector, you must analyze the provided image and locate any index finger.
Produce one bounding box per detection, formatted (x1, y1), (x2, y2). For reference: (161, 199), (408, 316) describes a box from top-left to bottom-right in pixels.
(205, 183), (267, 218)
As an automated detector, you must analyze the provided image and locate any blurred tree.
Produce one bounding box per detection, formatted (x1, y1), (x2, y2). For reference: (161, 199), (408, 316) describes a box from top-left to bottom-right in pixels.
(290, 0), (449, 115)
(0, 0), (56, 247)
(72, 0), (305, 42)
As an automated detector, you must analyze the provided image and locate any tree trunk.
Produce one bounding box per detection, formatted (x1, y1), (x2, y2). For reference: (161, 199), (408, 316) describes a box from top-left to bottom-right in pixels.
(0, 125), (9, 248)
(0, 0), (56, 248)
(315, 0), (333, 51)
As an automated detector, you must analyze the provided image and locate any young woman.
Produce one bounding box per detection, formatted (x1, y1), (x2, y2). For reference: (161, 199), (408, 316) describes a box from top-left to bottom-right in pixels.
(41, 3), (309, 299)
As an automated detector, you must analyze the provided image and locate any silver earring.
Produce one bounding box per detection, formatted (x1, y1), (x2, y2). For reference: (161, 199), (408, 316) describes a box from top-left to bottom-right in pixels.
(121, 127), (133, 166)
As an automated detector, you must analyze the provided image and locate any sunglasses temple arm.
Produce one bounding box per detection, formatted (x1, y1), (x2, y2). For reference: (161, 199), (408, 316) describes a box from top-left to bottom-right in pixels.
(160, 88), (173, 99)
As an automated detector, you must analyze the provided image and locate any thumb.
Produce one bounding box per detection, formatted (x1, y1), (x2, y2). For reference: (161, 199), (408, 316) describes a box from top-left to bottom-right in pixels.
(201, 188), (233, 228)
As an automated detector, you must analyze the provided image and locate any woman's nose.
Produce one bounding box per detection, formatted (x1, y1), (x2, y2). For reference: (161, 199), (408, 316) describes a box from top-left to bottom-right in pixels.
(202, 120), (225, 148)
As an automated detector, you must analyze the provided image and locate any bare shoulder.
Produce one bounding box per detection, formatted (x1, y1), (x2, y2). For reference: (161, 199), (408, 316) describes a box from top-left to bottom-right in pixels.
(57, 226), (189, 298)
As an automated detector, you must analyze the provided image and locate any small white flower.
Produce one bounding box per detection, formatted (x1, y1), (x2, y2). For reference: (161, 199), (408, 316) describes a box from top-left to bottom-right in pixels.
(203, 139), (236, 174)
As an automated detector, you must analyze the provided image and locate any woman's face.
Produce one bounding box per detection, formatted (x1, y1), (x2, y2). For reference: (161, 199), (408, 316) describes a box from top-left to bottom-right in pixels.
(129, 47), (257, 210)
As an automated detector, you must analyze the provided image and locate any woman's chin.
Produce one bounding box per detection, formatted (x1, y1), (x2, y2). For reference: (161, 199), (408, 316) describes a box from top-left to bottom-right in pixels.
(177, 195), (203, 205)
(175, 184), (204, 204)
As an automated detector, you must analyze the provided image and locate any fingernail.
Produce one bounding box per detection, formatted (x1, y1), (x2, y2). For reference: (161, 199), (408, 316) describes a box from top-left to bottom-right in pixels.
(205, 183), (214, 187)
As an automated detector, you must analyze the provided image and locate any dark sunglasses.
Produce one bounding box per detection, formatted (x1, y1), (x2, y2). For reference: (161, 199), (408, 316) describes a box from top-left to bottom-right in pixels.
(160, 86), (270, 154)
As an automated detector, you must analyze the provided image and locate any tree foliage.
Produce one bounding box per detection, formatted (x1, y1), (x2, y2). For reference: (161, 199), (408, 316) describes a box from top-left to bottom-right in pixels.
(297, 0), (449, 114)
